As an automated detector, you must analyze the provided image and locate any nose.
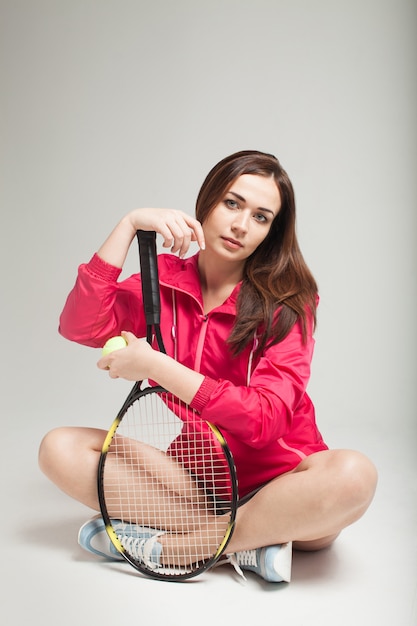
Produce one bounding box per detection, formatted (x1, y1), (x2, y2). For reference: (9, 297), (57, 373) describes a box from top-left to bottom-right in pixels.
(231, 210), (250, 235)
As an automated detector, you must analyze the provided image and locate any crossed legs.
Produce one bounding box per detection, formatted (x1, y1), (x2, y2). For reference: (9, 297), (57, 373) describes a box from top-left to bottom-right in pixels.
(38, 426), (377, 556)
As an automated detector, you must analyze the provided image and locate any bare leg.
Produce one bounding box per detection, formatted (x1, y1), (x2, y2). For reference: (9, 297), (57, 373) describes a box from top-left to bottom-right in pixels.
(39, 426), (229, 565)
(39, 430), (377, 562)
(39, 426), (105, 510)
(225, 449), (378, 553)
(103, 435), (210, 531)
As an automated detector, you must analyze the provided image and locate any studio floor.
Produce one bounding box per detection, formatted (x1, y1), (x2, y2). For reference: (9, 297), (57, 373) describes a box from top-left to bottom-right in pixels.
(3, 416), (416, 626)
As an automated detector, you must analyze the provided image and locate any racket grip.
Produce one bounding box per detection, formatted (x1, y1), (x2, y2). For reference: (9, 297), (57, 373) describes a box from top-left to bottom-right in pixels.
(137, 230), (161, 326)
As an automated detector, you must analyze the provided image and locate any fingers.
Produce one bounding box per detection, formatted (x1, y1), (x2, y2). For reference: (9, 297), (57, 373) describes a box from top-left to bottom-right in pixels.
(97, 350), (124, 378)
(130, 208), (205, 258)
(121, 330), (136, 344)
(97, 353), (113, 371)
(97, 332), (151, 381)
(159, 212), (205, 258)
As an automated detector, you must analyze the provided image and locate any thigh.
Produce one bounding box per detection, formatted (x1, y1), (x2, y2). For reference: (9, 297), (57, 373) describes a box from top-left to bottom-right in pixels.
(102, 434), (212, 530)
(290, 448), (377, 488)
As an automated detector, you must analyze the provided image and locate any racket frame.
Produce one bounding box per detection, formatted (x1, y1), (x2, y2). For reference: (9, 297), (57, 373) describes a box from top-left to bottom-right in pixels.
(96, 231), (238, 580)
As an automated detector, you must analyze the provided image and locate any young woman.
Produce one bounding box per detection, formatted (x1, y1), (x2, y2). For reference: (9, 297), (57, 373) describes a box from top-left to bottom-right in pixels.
(39, 150), (377, 582)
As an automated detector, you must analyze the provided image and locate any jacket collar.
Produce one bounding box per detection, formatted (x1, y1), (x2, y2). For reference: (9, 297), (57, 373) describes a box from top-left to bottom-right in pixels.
(158, 253), (241, 315)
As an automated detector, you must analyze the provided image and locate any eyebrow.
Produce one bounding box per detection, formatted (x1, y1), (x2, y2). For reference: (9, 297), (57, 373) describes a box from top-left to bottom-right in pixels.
(228, 191), (276, 216)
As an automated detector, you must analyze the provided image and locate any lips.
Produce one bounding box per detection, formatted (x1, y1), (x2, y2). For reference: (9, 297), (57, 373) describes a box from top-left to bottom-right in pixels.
(221, 236), (243, 248)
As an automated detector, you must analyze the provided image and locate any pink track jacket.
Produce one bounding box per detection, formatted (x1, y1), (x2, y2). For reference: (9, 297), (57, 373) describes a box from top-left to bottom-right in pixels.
(59, 252), (328, 497)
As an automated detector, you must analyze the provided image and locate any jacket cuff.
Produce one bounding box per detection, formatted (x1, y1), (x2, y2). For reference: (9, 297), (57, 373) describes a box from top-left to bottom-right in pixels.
(190, 376), (219, 413)
(86, 253), (122, 282)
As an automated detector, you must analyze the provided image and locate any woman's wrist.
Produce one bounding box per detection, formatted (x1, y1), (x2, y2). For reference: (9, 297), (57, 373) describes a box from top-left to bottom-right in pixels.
(120, 212), (140, 237)
(96, 214), (138, 268)
(148, 351), (204, 405)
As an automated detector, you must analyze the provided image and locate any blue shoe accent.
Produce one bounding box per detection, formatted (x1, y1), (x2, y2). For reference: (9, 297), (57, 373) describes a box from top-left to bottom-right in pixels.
(235, 542), (292, 582)
(78, 515), (159, 562)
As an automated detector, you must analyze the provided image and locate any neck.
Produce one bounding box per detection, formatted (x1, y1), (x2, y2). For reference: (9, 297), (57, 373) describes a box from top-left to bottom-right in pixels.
(198, 251), (244, 312)
(198, 251), (244, 288)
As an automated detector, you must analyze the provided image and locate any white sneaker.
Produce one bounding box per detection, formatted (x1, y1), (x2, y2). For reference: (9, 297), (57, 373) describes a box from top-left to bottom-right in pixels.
(78, 515), (159, 562)
(222, 542), (292, 582)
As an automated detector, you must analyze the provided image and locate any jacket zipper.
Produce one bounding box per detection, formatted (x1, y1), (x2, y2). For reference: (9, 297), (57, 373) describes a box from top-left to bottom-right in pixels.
(160, 280), (211, 373)
(194, 314), (209, 372)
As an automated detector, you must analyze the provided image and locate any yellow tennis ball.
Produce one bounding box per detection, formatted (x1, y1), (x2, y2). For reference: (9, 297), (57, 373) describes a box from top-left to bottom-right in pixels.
(102, 336), (127, 356)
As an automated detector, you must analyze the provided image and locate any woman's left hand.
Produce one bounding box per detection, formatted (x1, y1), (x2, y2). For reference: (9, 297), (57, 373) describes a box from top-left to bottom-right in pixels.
(97, 331), (155, 381)
(98, 331), (205, 405)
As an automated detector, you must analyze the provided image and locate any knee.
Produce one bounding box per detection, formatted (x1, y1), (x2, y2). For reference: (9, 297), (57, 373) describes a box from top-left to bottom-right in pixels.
(38, 427), (73, 478)
(335, 450), (378, 514)
(39, 426), (106, 480)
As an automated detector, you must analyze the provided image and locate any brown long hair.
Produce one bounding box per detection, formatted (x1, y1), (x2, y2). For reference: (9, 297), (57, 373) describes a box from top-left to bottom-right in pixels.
(195, 150), (318, 355)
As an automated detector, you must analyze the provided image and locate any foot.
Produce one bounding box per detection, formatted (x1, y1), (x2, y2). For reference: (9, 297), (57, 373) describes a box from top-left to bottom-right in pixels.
(78, 515), (161, 567)
(232, 542), (292, 582)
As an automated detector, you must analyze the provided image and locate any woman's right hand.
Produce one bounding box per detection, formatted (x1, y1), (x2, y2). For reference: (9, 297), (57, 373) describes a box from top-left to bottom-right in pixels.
(97, 208), (205, 269)
(126, 208), (205, 258)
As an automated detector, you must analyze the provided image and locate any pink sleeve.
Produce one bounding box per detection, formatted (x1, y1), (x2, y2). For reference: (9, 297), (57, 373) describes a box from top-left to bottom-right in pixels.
(190, 320), (315, 448)
(59, 253), (144, 347)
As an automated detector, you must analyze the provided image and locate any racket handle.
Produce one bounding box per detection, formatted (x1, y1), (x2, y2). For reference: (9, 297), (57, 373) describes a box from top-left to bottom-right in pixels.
(137, 230), (161, 326)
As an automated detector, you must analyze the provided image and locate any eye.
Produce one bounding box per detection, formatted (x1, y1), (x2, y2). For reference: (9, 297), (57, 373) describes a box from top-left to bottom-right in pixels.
(224, 198), (239, 209)
(254, 212), (268, 223)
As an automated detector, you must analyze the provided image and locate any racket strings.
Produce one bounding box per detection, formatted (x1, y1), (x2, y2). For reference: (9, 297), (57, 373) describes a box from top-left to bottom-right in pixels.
(102, 390), (235, 575)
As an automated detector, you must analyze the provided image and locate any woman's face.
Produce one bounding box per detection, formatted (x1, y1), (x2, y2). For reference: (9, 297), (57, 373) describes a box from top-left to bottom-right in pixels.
(202, 174), (281, 263)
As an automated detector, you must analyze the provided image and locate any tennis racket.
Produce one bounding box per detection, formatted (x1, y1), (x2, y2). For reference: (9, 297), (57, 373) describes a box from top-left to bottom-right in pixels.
(97, 230), (238, 580)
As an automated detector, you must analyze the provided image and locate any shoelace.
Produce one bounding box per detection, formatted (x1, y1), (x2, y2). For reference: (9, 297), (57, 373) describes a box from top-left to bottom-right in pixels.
(235, 549), (258, 568)
(212, 553), (248, 580)
(117, 532), (163, 570)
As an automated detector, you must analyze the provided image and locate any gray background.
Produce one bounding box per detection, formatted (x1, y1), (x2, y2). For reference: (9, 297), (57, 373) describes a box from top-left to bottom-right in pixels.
(1, 1), (416, 624)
